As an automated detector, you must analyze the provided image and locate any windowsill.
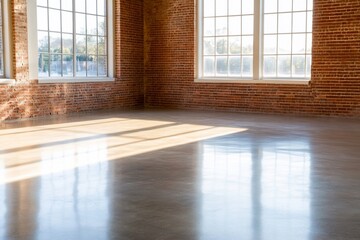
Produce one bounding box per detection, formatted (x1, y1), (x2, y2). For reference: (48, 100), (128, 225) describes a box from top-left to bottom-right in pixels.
(0, 79), (15, 85)
(38, 77), (115, 84)
(195, 78), (310, 85)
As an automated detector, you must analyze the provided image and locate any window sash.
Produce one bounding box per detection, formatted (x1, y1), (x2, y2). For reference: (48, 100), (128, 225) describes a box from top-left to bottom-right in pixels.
(36, 0), (109, 78)
(198, 0), (313, 80)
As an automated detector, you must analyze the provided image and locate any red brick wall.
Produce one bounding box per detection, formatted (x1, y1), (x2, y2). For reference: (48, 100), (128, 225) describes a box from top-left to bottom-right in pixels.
(0, 0), (144, 120)
(144, 0), (360, 117)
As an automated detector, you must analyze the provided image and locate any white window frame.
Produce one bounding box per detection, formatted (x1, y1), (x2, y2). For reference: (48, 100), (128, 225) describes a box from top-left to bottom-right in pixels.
(0, 0), (15, 85)
(196, 0), (312, 84)
(27, 0), (115, 84)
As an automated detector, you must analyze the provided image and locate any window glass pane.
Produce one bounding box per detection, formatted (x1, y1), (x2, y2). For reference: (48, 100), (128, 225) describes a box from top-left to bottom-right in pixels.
(37, 7), (48, 31)
(62, 33), (73, 54)
(307, 12), (313, 32)
(37, 0), (47, 7)
(62, 0), (73, 11)
(292, 34), (306, 54)
(293, 12), (306, 33)
(87, 55), (97, 76)
(242, 36), (253, 54)
(38, 53), (49, 77)
(278, 55), (291, 77)
(204, 18), (215, 36)
(76, 13), (86, 34)
(49, 9), (61, 32)
(278, 34), (291, 54)
(50, 32), (61, 53)
(229, 37), (241, 55)
(293, 0), (307, 11)
(76, 0), (86, 13)
(62, 11), (73, 33)
(98, 17), (106, 36)
(279, 0), (292, 12)
(242, 15), (253, 35)
(204, 0), (215, 17)
(63, 55), (74, 76)
(263, 56), (276, 77)
(87, 36), (97, 55)
(98, 0), (106, 15)
(292, 55), (306, 77)
(278, 13), (292, 33)
(87, 0), (97, 14)
(204, 57), (215, 76)
(307, 0), (313, 11)
(264, 14), (277, 34)
(48, 0), (60, 9)
(50, 54), (62, 76)
(38, 31), (49, 52)
(98, 37), (107, 55)
(76, 35), (87, 53)
(228, 0), (241, 15)
(204, 37), (215, 55)
(87, 15), (97, 35)
(76, 55), (87, 76)
(264, 0), (277, 13)
(216, 37), (227, 55)
(264, 35), (277, 54)
(216, 0), (227, 16)
(229, 56), (241, 76)
(242, 56), (253, 77)
(216, 57), (228, 76)
(216, 17), (227, 36)
(229, 16), (241, 35)
(242, 0), (254, 15)
(98, 56), (107, 76)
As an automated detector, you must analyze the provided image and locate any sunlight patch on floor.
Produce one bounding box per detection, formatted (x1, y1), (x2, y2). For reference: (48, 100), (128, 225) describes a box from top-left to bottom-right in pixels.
(0, 118), (247, 184)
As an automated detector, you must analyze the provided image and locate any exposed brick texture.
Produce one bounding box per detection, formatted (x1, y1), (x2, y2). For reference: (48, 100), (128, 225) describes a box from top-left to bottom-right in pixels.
(0, 0), (144, 120)
(1, 0), (360, 120)
(144, 0), (360, 117)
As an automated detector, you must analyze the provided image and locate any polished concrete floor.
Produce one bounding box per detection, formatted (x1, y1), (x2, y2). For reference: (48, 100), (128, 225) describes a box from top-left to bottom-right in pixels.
(0, 110), (360, 240)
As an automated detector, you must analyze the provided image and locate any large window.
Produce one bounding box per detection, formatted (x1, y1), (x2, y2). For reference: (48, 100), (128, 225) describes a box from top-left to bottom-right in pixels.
(36, 0), (110, 79)
(198, 0), (313, 81)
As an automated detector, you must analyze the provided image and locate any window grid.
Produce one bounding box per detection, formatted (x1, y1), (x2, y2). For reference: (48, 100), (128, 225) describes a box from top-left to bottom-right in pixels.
(262, 0), (312, 79)
(199, 0), (313, 80)
(37, 0), (108, 78)
(202, 0), (254, 78)
(0, 0), (4, 77)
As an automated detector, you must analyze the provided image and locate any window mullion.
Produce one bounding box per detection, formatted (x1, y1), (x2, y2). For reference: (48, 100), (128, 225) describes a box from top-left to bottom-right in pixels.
(73, 0), (76, 77)
(253, 0), (261, 80)
(47, 0), (50, 77)
(0, 0), (4, 77)
(60, 0), (63, 77)
(96, 0), (99, 77)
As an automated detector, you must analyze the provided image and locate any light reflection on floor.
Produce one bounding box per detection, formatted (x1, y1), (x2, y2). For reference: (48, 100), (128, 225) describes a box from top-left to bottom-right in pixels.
(37, 141), (109, 240)
(0, 117), (246, 184)
(0, 110), (359, 240)
(200, 139), (311, 240)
